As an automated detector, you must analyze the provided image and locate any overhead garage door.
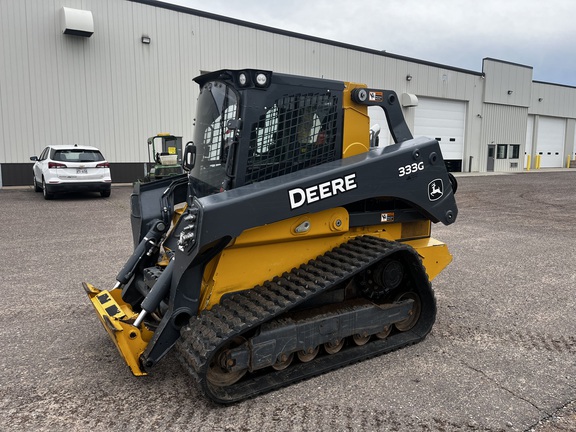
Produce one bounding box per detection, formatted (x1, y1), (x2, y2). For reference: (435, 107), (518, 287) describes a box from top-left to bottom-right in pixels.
(536, 117), (565, 168)
(413, 98), (466, 171)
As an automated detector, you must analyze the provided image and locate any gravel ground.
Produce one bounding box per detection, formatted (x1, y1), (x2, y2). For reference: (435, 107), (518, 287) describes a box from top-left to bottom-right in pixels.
(0, 170), (574, 431)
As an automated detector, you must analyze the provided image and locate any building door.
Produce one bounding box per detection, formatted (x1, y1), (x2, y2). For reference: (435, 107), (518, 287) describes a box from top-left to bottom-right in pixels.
(536, 117), (565, 167)
(487, 145), (495, 171)
(413, 98), (466, 172)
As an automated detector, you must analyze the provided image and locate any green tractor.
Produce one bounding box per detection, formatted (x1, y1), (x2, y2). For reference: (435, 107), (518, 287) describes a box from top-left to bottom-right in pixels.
(144, 133), (183, 181)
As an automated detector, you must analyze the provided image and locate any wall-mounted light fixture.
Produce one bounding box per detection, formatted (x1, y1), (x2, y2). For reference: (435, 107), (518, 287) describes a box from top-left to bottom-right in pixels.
(476, 114), (482, 118)
(406, 74), (412, 82)
(507, 90), (513, 95)
(538, 97), (543, 102)
(141, 36), (151, 44)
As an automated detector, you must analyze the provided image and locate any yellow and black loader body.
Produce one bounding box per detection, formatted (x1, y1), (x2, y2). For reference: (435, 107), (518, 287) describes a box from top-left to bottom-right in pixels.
(85, 69), (458, 403)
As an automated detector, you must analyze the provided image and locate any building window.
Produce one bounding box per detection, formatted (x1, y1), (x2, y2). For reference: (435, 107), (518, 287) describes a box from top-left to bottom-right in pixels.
(497, 144), (507, 159)
(509, 144), (520, 159)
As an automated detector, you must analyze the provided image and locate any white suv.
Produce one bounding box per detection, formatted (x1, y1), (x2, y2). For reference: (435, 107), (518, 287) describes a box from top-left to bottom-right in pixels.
(30, 145), (112, 199)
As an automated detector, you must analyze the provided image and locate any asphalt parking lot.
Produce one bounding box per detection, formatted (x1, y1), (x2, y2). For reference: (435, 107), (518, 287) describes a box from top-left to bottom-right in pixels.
(0, 170), (575, 431)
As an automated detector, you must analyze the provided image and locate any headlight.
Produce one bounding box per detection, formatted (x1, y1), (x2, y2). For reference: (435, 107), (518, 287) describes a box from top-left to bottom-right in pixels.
(255, 72), (268, 87)
(238, 72), (248, 86)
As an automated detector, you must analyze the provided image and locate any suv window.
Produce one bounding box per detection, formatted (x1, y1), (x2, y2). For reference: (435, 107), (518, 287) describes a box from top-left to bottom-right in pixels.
(40, 147), (50, 160)
(52, 149), (105, 162)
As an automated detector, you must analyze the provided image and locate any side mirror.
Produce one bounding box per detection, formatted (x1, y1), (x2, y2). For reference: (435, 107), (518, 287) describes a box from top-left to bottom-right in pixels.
(182, 141), (196, 171)
(30, 156), (38, 161)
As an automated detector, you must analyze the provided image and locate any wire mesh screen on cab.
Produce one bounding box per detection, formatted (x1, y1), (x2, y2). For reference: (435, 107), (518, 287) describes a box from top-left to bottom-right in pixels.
(245, 92), (339, 184)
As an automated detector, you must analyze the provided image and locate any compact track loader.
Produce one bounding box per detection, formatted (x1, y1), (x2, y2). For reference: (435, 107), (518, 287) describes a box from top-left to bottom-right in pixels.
(85, 69), (458, 403)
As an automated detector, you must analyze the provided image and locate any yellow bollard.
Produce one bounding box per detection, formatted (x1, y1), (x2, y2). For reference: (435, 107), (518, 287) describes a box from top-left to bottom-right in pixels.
(567, 155), (571, 168)
(535, 154), (541, 169)
(526, 154), (531, 171)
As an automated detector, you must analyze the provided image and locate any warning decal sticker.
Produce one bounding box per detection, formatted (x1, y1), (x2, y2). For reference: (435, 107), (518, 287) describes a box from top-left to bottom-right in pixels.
(369, 91), (383, 102)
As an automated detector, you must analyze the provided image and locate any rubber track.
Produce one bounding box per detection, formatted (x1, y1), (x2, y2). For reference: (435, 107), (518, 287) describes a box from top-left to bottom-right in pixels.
(175, 235), (435, 404)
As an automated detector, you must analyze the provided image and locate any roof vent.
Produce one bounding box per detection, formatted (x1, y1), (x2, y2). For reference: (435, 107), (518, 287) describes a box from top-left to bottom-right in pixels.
(61, 7), (94, 38)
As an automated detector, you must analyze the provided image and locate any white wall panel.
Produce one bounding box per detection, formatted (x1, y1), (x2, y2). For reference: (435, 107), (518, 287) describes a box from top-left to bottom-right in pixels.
(483, 59), (532, 107)
(24, 0), (63, 156)
(83, 0), (119, 160)
(105, 1), (140, 162)
(177, 12), (202, 143)
(529, 82), (576, 118)
(130, 2), (162, 162)
(573, 121), (576, 159)
(1, 0), (35, 162)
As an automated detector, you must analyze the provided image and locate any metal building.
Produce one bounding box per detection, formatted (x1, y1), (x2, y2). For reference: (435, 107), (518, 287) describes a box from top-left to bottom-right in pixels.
(1, 0), (575, 186)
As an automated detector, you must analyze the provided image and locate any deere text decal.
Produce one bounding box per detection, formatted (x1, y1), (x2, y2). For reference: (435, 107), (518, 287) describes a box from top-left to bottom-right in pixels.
(289, 173), (357, 209)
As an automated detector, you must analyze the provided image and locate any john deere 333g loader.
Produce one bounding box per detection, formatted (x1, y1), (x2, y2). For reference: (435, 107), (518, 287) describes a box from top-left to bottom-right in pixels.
(84, 69), (458, 404)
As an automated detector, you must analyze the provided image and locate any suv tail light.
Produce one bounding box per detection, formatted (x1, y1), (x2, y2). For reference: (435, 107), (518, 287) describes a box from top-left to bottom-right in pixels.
(96, 162), (110, 168)
(48, 162), (67, 169)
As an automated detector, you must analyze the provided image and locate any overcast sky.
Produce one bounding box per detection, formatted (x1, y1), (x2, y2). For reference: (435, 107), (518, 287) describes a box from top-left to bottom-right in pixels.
(160, 0), (576, 87)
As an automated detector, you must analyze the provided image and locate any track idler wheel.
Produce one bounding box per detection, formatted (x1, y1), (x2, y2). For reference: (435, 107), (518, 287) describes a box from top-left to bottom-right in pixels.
(394, 292), (422, 332)
(206, 337), (248, 387)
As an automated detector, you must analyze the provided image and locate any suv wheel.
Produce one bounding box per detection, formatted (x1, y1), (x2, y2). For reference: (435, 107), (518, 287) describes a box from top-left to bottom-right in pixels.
(33, 175), (42, 192)
(100, 189), (111, 198)
(42, 178), (54, 200)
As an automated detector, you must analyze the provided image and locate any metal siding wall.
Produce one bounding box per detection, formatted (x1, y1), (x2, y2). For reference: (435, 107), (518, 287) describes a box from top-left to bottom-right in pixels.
(156, 8), (184, 135)
(529, 82), (576, 118)
(1, 1), (35, 163)
(483, 104), (528, 144)
(26, 1), (65, 157)
(569, 119), (576, 159)
(237, 27), (260, 69)
(83, 1), (117, 160)
(100, 1), (139, 162)
(177, 12), (202, 142)
(130, 2), (162, 162)
(0, 0), (484, 170)
(483, 59), (532, 107)
(525, 115), (534, 168)
(6, 0), (576, 181)
(57, 0), (91, 150)
(288, 39), (308, 75)
(481, 104), (527, 172)
(272, 33), (291, 72)
(318, 45), (337, 80)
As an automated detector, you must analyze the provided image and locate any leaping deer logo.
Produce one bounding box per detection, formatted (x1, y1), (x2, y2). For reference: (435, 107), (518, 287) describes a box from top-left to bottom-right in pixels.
(428, 179), (444, 201)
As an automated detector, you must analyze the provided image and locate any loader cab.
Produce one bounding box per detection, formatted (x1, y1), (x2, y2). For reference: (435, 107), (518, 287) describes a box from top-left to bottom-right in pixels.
(188, 70), (345, 195)
(145, 133), (183, 181)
